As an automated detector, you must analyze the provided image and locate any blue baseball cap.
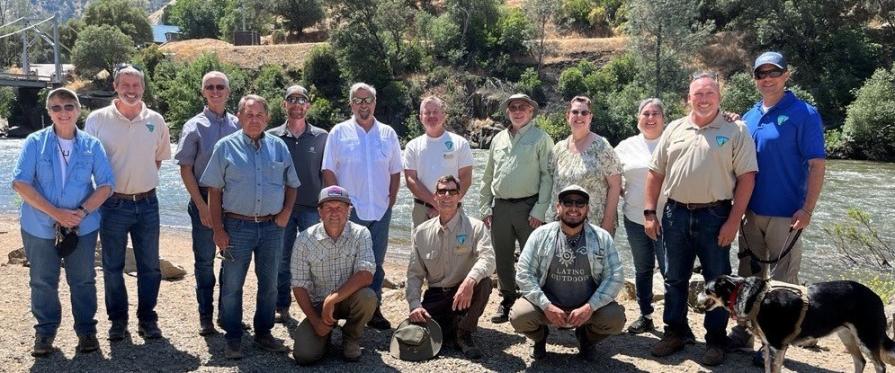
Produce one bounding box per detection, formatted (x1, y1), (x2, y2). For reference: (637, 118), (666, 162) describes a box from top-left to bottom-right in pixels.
(753, 52), (787, 72)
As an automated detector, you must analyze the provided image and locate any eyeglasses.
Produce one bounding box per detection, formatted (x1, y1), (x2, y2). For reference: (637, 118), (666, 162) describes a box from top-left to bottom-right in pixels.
(754, 68), (785, 80)
(560, 199), (588, 208)
(351, 96), (375, 105)
(49, 104), (78, 113)
(285, 96), (309, 105)
(508, 104), (530, 112)
(570, 109), (591, 116)
(204, 84), (228, 91)
(435, 188), (460, 196)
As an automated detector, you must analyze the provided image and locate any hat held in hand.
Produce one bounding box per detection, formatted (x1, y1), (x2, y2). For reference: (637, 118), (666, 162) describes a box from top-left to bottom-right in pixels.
(389, 318), (442, 361)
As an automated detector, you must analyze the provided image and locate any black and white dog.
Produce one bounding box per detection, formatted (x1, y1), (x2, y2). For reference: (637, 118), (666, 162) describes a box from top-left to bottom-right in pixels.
(698, 275), (895, 373)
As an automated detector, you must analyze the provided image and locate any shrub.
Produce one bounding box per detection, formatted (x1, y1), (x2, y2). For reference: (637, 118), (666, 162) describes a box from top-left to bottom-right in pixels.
(842, 67), (895, 161)
(536, 110), (569, 142)
(0, 87), (15, 119)
(515, 68), (544, 103)
(302, 45), (343, 102)
(306, 96), (342, 130)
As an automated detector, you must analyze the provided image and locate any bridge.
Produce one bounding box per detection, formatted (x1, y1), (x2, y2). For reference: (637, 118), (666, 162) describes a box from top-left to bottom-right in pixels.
(0, 15), (65, 89)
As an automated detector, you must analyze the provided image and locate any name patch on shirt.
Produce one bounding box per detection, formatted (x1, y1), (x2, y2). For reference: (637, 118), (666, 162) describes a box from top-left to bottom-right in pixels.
(716, 135), (729, 147)
(456, 233), (467, 244)
(777, 115), (789, 126)
(146, 123), (155, 133)
(444, 139), (454, 151)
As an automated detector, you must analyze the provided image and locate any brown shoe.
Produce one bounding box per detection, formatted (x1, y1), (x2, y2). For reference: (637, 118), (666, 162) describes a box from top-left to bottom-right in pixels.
(225, 339), (243, 360)
(651, 333), (686, 357)
(254, 333), (287, 353)
(702, 345), (726, 366)
(343, 339), (362, 362)
(457, 331), (482, 359)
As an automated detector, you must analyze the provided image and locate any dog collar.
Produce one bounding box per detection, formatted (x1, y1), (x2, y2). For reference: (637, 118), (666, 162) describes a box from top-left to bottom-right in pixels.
(727, 282), (745, 320)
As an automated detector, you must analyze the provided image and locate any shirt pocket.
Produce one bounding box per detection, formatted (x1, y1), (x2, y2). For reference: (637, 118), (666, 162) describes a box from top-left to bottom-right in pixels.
(265, 161), (286, 186)
(421, 249), (444, 281)
(71, 159), (93, 183)
(36, 158), (54, 185)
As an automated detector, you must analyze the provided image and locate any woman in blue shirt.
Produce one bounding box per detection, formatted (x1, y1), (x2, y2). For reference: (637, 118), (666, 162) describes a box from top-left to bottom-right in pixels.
(12, 88), (114, 357)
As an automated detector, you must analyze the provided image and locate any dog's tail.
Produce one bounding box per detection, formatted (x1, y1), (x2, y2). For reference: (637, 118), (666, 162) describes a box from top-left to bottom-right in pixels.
(883, 336), (895, 365)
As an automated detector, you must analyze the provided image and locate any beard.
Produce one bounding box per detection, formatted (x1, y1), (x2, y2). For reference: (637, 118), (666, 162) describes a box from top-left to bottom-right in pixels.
(560, 215), (585, 228)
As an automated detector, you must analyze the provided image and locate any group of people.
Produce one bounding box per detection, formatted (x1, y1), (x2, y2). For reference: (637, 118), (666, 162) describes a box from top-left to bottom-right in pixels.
(13, 50), (825, 367)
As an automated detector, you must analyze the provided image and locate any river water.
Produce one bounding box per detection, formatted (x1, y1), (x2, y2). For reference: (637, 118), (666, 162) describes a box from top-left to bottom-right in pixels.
(2, 139), (893, 283)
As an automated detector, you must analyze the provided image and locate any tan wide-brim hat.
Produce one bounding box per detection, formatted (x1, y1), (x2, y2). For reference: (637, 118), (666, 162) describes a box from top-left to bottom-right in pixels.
(501, 93), (539, 115)
(389, 318), (443, 361)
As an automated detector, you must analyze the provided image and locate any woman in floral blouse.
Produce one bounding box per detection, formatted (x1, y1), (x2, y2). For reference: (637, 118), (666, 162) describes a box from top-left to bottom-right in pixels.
(548, 96), (622, 235)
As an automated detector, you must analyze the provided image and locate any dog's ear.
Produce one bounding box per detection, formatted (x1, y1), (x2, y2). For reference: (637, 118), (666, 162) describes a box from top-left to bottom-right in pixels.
(706, 275), (737, 297)
(742, 276), (766, 296)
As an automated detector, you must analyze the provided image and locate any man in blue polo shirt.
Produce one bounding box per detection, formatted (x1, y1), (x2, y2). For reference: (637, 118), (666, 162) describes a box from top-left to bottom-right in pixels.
(728, 51), (826, 353)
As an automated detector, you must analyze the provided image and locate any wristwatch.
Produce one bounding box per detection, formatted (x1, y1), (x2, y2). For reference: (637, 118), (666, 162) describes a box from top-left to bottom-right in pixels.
(643, 209), (657, 216)
(78, 206), (90, 215)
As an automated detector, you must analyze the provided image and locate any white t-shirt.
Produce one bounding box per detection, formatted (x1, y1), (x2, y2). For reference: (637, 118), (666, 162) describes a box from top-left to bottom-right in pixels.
(614, 134), (665, 225)
(402, 131), (474, 194)
(57, 137), (74, 186)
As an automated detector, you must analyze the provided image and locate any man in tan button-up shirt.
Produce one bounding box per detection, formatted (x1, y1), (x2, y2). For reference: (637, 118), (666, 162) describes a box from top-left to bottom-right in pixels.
(407, 175), (495, 359)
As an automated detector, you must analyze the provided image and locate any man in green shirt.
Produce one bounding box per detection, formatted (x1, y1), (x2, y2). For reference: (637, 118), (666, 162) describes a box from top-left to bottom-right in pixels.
(479, 93), (554, 323)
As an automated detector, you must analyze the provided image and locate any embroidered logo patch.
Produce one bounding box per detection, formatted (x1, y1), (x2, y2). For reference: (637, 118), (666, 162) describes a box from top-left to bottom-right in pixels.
(456, 234), (467, 244)
(445, 139), (454, 151)
(716, 135), (729, 146)
(777, 115), (789, 126)
(146, 123), (155, 133)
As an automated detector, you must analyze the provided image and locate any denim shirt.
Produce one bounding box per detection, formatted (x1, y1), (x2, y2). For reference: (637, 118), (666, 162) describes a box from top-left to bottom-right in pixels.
(515, 221), (624, 311)
(13, 127), (115, 239)
(200, 130), (300, 216)
(173, 107), (240, 181)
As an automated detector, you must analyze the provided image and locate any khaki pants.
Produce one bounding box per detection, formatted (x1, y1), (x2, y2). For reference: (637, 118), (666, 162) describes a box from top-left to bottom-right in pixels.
(491, 197), (537, 299)
(737, 210), (803, 284)
(422, 278), (492, 337)
(291, 288), (377, 364)
(509, 298), (626, 343)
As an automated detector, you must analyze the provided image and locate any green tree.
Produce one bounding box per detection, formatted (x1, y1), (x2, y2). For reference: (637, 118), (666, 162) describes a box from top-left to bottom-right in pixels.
(267, 0), (324, 36)
(523, 0), (558, 76)
(166, 0), (226, 39)
(82, 0), (152, 45)
(842, 66), (895, 161)
(71, 25), (135, 82)
(302, 45), (344, 101)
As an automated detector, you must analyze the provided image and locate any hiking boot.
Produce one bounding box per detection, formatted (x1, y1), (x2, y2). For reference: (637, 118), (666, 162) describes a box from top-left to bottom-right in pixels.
(218, 319), (252, 331)
(138, 321), (162, 339)
(343, 339), (362, 362)
(275, 308), (291, 324)
(575, 327), (596, 362)
(627, 315), (655, 334)
(76, 334), (100, 353)
(531, 327), (548, 360)
(32, 334), (55, 357)
(367, 307), (392, 330)
(108, 320), (127, 341)
(651, 333), (686, 357)
(199, 318), (217, 336)
(490, 297), (514, 324)
(702, 345), (726, 366)
(254, 333), (287, 353)
(457, 331), (482, 359)
(726, 324), (754, 352)
(225, 339), (243, 360)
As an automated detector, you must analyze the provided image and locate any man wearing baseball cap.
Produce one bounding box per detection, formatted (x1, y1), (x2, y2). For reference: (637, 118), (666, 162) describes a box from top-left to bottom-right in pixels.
(290, 185), (378, 364)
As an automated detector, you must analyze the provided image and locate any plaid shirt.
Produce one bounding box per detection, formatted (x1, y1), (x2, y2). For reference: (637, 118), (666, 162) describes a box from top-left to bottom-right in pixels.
(290, 221), (376, 303)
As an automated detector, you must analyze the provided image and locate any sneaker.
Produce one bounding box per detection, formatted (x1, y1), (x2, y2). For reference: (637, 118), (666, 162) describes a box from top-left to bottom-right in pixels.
(456, 331), (482, 359)
(225, 339), (243, 360)
(32, 334), (55, 357)
(108, 320), (127, 341)
(199, 318), (217, 336)
(274, 308), (291, 324)
(575, 327), (596, 362)
(651, 333), (686, 357)
(254, 333), (287, 353)
(702, 345), (726, 366)
(726, 324), (754, 352)
(531, 327), (548, 360)
(343, 339), (362, 362)
(627, 316), (655, 334)
(367, 307), (392, 330)
(490, 298), (514, 324)
(76, 334), (100, 353)
(138, 321), (162, 339)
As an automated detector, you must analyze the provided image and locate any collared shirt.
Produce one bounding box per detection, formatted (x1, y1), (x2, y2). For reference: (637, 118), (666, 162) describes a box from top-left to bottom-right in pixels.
(649, 112), (758, 204)
(290, 221), (376, 303)
(268, 122), (328, 208)
(321, 117), (402, 221)
(13, 128), (115, 239)
(744, 91), (825, 217)
(402, 130), (474, 194)
(615, 134), (666, 225)
(173, 107), (240, 181)
(84, 100), (171, 194)
(479, 122), (554, 221)
(405, 211), (495, 310)
(200, 130), (300, 216)
(516, 222), (623, 312)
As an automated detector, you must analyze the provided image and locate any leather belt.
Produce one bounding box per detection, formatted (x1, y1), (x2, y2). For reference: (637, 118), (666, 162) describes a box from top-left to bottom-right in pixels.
(413, 198), (435, 209)
(495, 194), (537, 204)
(427, 285), (459, 294)
(112, 188), (156, 201)
(225, 212), (275, 222)
(668, 199), (731, 210)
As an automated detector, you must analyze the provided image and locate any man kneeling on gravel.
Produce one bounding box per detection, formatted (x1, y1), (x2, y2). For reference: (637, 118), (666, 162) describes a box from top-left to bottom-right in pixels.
(290, 185), (378, 365)
(510, 185), (626, 362)
(405, 175), (495, 359)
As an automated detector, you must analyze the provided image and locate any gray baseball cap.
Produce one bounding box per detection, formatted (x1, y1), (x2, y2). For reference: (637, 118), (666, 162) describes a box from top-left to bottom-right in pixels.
(284, 85), (309, 100)
(753, 52), (787, 72)
(318, 185), (351, 205)
(558, 184), (590, 202)
(46, 87), (81, 109)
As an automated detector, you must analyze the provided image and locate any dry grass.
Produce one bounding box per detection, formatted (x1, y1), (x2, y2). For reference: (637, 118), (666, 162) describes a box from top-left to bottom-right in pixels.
(159, 39), (325, 70)
(530, 36), (628, 66)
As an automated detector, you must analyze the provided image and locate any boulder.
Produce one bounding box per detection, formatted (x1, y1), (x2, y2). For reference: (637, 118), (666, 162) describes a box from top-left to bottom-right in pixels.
(7, 247), (28, 266)
(94, 242), (186, 281)
(620, 273), (666, 302)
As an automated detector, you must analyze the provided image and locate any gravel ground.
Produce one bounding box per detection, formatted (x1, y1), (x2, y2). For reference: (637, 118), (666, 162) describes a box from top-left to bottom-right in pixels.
(0, 216), (861, 372)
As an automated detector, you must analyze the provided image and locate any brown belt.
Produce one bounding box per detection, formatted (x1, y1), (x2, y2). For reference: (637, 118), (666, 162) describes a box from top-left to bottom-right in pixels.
(112, 188), (156, 201)
(413, 198), (435, 209)
(668, 199), (731, 210)
(225, 212), (275, 223)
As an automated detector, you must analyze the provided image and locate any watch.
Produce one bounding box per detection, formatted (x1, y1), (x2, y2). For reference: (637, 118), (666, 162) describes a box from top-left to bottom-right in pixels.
(643, 209), (657, 216)
(78, 206), (90, 215)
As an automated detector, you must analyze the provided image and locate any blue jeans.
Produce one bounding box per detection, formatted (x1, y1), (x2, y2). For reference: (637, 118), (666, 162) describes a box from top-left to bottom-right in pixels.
(23, 229), (99, 337)
(100, 195), (161, 323)
(277, 206), (320, 310)
(661, 202), (732, 346)
(623, 216), (666, 317)
(220, 218), (283, 341)
(188, 198), (218, 320)
(350, 207), (392, 301)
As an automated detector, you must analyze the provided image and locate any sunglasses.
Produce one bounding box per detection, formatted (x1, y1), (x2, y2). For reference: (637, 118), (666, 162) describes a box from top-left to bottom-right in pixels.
(560, 198), (588, 208)
(754, 68), (785, 80)
(285, 96), (309, 105)
(351, 96), (375, 105)
(204, 84), (227, 91)
(570, 109), (591, 116)
(435, 188), (460, 196)
(49, 104), (78, 113)
(218, 247), (234, 261)
(508, 104), (530, 112)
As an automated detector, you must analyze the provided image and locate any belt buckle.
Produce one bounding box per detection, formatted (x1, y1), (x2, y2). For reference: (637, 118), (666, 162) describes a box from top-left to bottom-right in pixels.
(253, 215), (263, 223)
(131, 194), (138, 202)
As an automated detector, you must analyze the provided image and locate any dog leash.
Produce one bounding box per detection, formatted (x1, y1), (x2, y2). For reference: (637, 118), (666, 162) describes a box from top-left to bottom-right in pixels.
(737, 220), (803, 278)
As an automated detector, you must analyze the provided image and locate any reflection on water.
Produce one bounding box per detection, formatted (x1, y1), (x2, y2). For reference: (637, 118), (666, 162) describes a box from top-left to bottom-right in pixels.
(2, 139), (893, 283)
